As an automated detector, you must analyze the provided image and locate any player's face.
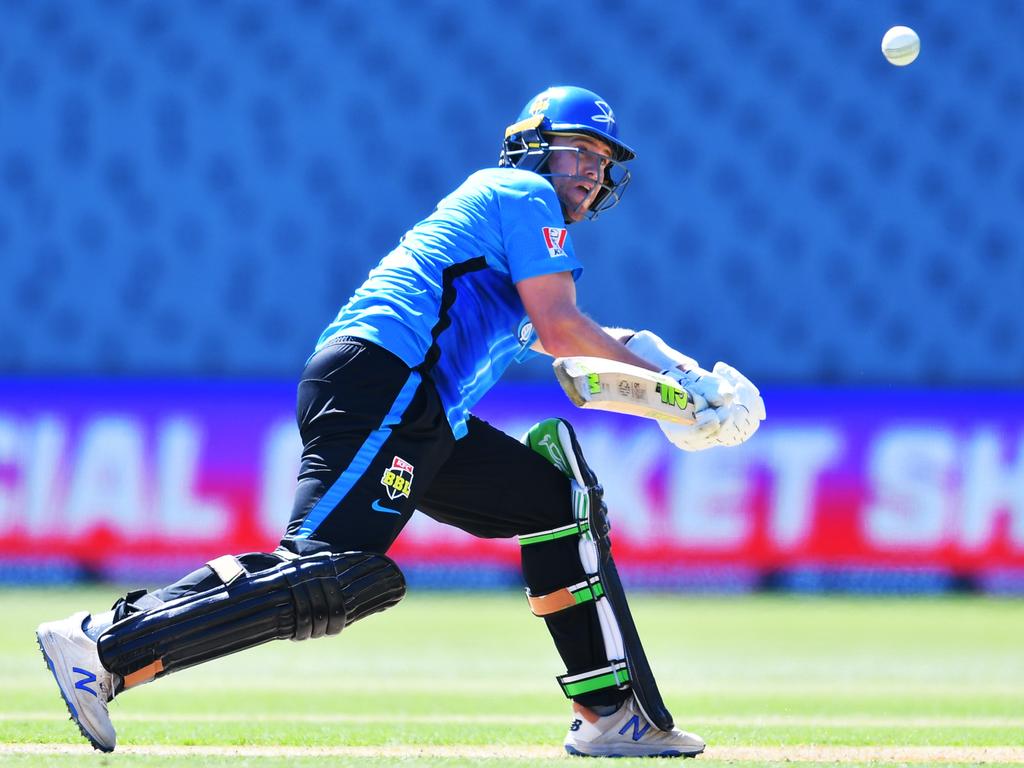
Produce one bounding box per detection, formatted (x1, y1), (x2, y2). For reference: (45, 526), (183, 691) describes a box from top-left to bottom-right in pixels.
(545, 134), (613, 223)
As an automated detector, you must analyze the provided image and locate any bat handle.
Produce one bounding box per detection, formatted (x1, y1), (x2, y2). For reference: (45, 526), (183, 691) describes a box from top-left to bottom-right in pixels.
(688, 390), (708, 413)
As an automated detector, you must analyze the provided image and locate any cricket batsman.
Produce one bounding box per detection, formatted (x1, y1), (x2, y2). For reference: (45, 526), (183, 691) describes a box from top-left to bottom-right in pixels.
(36, 85), (765, 758)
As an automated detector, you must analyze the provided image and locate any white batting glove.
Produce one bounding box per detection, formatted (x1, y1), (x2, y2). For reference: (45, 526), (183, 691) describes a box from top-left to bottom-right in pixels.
(658, 362), (765, 451)
(624, 329), (699, 372)
(657, 367), (732, 452)
(708, 362), (766, 447)
(625, 330), (734, 408)
(658, 408), (722, 451)
(625, 331), (759, 451)
(663, 366), (735, 410)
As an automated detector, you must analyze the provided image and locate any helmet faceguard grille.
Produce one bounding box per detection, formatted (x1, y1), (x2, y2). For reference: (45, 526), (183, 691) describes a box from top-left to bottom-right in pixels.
(499, 128), (632, 220)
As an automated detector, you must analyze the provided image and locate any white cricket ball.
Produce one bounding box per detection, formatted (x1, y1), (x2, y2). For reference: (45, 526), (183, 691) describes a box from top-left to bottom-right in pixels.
(881, 25), (920, 66)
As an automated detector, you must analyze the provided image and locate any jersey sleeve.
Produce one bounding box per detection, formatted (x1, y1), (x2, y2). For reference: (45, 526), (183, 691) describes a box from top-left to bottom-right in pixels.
(498, 174), (584, 284)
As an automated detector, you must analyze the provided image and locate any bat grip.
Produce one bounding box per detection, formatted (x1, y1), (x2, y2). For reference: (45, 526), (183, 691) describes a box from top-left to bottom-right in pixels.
(688, 390), (708, 412)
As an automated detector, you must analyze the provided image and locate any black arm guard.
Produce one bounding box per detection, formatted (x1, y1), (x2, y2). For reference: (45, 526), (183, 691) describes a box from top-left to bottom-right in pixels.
(98, 551), (404, 688)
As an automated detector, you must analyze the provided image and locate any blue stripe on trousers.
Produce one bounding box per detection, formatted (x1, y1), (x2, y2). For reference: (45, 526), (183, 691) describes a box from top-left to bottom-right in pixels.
(294, 370), (422, 539)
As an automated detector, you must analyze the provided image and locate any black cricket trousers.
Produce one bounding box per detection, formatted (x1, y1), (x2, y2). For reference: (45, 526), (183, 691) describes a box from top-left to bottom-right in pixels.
(148, 337), (624, 707)
(280, 336), (577, 551)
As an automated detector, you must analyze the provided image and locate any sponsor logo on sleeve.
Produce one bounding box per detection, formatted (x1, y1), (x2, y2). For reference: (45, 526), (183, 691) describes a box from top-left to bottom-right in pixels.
(381, 456), (414, 500)
(542, 227), (568, 259)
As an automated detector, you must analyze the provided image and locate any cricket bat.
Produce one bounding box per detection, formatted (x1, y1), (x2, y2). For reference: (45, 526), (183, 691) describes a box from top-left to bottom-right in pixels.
(552, 356), (700, 425)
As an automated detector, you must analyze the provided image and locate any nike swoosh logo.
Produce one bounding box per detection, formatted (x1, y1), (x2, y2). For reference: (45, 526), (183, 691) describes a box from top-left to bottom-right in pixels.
(371, 499), (402, 515)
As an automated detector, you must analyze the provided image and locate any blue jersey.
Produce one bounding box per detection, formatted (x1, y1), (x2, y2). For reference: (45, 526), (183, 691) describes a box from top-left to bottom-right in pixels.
(316, 168), (582, 439)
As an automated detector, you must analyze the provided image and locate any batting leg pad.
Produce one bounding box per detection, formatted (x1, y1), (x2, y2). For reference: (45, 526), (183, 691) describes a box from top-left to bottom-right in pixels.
(520, 418), (674, 732)
(97, 551), (405, 689)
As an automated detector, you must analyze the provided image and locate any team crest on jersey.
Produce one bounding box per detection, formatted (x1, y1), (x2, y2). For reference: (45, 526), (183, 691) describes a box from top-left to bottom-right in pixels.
(517, 318), (535, 346)
(381, 456), (414, 500)
(542, 227), (568, 259)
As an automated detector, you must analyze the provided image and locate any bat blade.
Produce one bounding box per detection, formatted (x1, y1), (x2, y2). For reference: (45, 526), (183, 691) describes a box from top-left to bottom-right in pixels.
(552, 356), (698, 425)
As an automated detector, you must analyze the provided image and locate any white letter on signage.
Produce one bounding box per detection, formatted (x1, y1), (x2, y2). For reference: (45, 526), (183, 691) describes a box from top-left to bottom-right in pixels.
(579, 426), (662, 542)
(25, 417), (66, 535)
(865, 428), (954, 547)
(961, 430), (1024, 550)
(0, 417), (18, 530)
(66, 417), (144, 535)
(260, 420), (302, 536)
(759, 428), (842, 548)
(157, 419), (228, 538)
(668, 450), (751, 548)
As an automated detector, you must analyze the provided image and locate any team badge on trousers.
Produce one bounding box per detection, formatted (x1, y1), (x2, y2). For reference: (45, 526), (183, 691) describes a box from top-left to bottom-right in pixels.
(381, 456), (414, 500)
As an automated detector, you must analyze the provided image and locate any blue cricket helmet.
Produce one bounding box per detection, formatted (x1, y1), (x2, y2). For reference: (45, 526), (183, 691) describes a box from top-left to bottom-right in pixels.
(513, 85), (635, 161)
(499, 86), (635, 218)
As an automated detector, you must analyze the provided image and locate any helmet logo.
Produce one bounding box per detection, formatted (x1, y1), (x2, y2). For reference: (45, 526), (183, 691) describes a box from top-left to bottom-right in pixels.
(592, 100), (615, 126)
(529, 97), (550, 116)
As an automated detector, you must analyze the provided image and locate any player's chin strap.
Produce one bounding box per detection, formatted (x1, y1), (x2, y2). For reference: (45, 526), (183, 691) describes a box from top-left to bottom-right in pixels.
(519, 418), (674, 731)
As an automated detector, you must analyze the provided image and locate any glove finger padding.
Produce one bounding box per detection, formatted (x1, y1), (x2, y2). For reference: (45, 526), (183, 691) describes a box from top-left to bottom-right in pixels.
(694, 408), (721, 435)
(666, 368), (735, 409)
(658, 408), (721, 452)
(713, 403), (762, 447)
(660, 362), (766, 452)
(712, 362), (766, 420)
(709, 362), (766, 447)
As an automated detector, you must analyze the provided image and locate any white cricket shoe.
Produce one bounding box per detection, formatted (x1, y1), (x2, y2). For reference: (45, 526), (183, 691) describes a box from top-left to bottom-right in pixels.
(564, 697), (705, 758)
(36, 611), (117, 752)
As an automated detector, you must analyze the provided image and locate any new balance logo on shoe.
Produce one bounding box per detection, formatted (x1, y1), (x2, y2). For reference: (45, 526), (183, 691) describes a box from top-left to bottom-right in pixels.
(73, 667), (98, 697)
(618, 714), (651, 741)
(564, 698), (704, 757)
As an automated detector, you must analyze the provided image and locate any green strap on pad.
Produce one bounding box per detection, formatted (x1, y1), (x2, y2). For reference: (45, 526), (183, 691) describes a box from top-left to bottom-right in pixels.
(557, 660), (631, 698)
(517, 519), (589, 547)
(567, 576), (605, 604)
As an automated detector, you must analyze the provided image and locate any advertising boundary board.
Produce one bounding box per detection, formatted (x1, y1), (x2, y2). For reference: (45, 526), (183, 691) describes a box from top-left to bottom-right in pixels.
(1, 379), (1022, 593)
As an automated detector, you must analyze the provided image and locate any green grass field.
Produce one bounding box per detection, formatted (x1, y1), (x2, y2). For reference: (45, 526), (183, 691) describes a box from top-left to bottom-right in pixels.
(1, 587), (1022, 767)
